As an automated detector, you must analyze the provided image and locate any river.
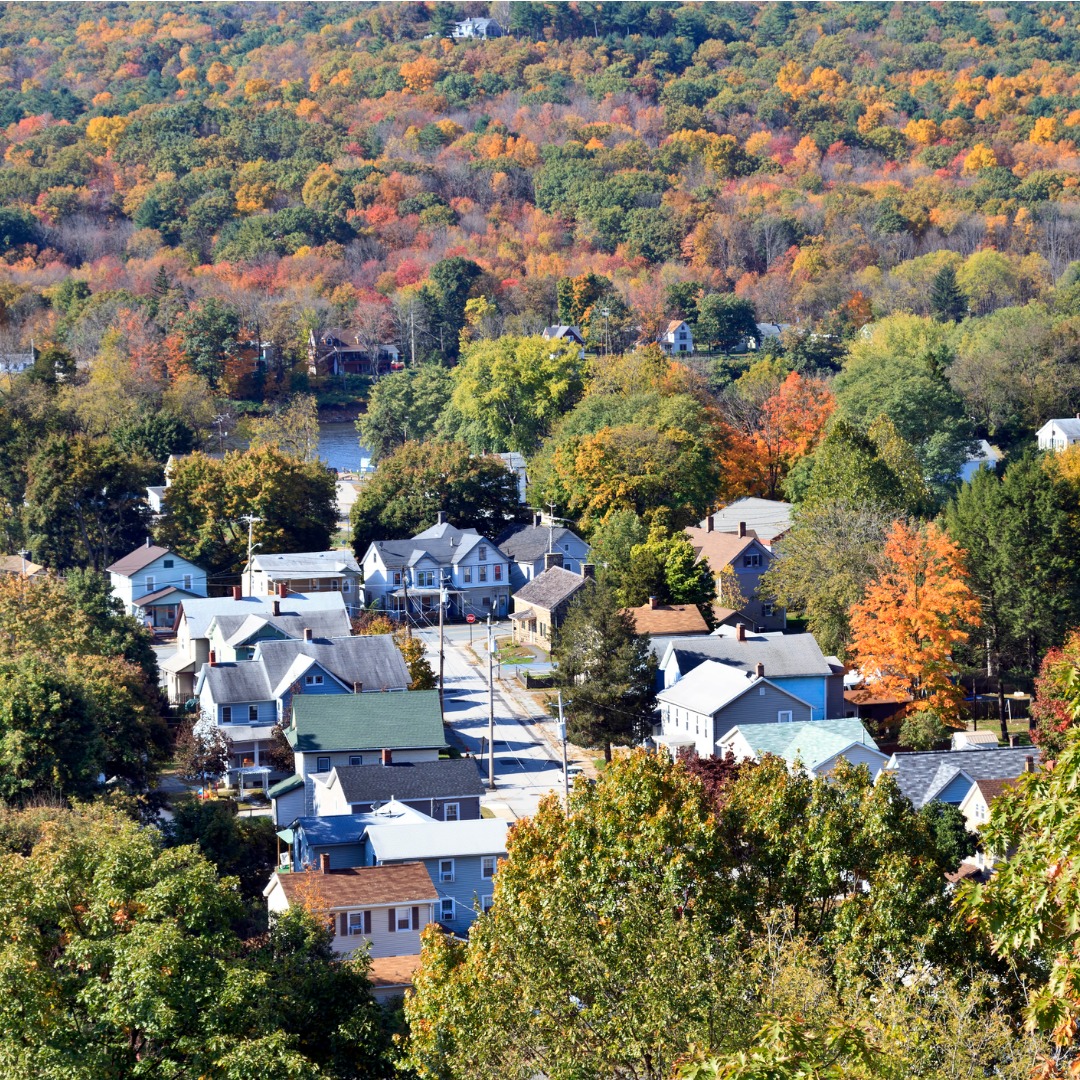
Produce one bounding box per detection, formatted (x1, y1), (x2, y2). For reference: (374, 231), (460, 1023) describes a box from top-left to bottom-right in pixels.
(317, 420), (371, 474)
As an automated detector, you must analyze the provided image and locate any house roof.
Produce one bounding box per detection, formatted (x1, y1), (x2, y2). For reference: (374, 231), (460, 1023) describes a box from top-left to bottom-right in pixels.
(972, 777), (1019, 804)
(698, 498), (793, 545)
(212, 607), (351, 648)
(287, 690), (446, 753)
(271, 862), (437, 909)
(268, 774), (304, 799)
(250, 549), (360, 576)
(106, 543), (174, 576)
(542, 325), (583, 342)
(626, 602), (709, 636)
(659, 631), (834, 679)
(292, 802), (431, 846)
(333, 759), (486, 804)
(365, 819), (509, 862)
(684, 527), (761, 571)
(657, 659), (810, 716)
(729, 718), (882, 771)
(0, 555), (44, 577)
(134, 585), (204, 607)
(495, 522), (588, 564)
(512, 566), (590, 612)
(881, 747), (1040, 810)
(954, 730), (1000, 747)
(372, 525), (497, 570)
(369, 954), (422, 988)
(1041, 418), (1080, 439)
(180, 593), (349, 642)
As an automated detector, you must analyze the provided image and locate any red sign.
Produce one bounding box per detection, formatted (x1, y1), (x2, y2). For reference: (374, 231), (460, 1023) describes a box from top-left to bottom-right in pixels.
(466, 614), (476, 624)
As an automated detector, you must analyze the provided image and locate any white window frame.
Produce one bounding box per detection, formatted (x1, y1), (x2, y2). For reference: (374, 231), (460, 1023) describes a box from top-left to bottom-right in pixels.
(443, 802), (460, 821)
(481, 856), (497, 879)
(396, 908), (412, 931)
(317, 756), (331, 772)
(439, 858), (455, 883)
(248, 705), (258, 723)
(481, 895), (494, 913)
(347, 911), (370, 935)
(305, 674), (324, 686)
(778, 710), (793, 723)
(743, 553), (761, 569)
(478, 566), (487, 583)
(440, 897), (455, 921)
(463, 566), (472, 583)
(144, 575), (155, 592)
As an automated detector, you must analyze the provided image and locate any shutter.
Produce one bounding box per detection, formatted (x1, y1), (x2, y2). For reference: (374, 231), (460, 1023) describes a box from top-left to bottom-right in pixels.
(388, 907), (396, 932)
(412, 906), (420, 930)
(363, 910), (372, 935)
(339, 913), (348, 936)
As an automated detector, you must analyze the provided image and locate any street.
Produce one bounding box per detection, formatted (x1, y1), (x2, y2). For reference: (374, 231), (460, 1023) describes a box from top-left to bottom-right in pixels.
(414, 622), (571, 819)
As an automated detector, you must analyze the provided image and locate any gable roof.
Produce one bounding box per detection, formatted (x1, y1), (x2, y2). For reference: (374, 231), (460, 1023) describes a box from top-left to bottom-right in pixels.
(333, 759), (486, 804)
(1041, 418), (1080, 439)
(495, 522), (588, 563)
(181, 593), (350, 642)
(133, 585), (205, 607)
(250, 549), (360, 576)
(512, 566), (590, 611)
(698, 498), (793, 545)
(292, 802), (431, 846)
(657, 659), (810, 716)
(971, 777), (1019, 804)
(268, 774), (304, 799)
(626, 602), (709, 637)
(270, 862), (437, 909)
(287, 690), (446, 753)
(881, 747), (1040, 810)
(371, 524), (500, 570)
(365, 819), (509, 862)
(542, 325), (584, 342)
(684, 527), (764, 571)
(212, 607), (351, 648)
(106, 544), (176, 576)
(0, 555), (44, 577)
(659, 631), (834, 680)
(728, 718), (883, 771)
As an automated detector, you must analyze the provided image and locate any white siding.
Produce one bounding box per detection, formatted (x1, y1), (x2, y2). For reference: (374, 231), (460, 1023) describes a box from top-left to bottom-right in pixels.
(332, 903), (435, 958)
(814, 745), (886, 780)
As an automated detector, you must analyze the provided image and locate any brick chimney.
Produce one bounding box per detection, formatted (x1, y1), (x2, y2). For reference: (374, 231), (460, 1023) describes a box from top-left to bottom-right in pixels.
(1025, 754), (1036, 773)
(706, 514), (713, 533)
(303, 627), (313, 641)
(272, 599), (280, 616)
(581, 563), (595, 579)
(735, 623), (746, 642)
(277, 582), (288, 598)
(319, 852), (330, 874)
(232, 585), (242, 600)
(381, 748), (392, 766)
(737, 521), (746, 538)
(544, 551), (564, 571)
(648, 596), (659, 609)
(208, 650), (218, 667)
(755, 661), (764, 678)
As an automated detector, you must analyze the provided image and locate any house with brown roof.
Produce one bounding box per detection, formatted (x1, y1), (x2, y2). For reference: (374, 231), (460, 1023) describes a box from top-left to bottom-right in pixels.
(510, 555), (593, 652)
(657, 319), (693, 356)
(264, 858), (437, 998)
(0, 554), (44, 579)
(683, 519), (785, 631)
(106, 541), (208, 629)
(625, 597), (709, 638)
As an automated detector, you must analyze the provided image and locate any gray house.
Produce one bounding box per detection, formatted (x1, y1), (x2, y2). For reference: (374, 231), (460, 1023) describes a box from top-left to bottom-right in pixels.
(314, 759), (487, 820)
(496, 516), (591, 590)
(879, 747), (1042, 810)
(510, 558), (593, 652)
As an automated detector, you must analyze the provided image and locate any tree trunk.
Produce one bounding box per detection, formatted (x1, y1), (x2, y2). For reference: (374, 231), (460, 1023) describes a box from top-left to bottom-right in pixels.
(604, 740), (612, 764)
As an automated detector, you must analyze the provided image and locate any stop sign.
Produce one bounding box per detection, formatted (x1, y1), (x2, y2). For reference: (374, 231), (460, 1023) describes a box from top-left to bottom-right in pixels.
(466, 614), (476, 624)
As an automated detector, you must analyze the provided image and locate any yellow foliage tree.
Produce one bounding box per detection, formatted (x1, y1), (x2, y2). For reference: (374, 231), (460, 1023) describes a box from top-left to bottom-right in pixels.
(400, 56), (440, 94)
(85, 115), (129, 151)
(904, 118), (939, 146)
(1030, 116), (1059, 145)
(962, 143), (998, 173)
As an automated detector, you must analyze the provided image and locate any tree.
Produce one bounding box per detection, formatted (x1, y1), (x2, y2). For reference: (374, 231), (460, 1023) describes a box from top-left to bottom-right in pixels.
(158, 447), (337, 573)
(443, 335), (585, 456)
(176, 297), (240, 389)
(428, 257), (484, 360)
(696, 293), (759, 353)
(552, 583), (656, 760)
(174, 714), (232, 785)
(849, 521), (981, 724)
(357, 364), (452, 463)
(929, 264), (967, 323)
(618, 517), (716, 610)
(246, 395), (319, 461)
(1030, 629), (1080, 756)
(350, 440), (521, 553)
(395, 628), (437, 690)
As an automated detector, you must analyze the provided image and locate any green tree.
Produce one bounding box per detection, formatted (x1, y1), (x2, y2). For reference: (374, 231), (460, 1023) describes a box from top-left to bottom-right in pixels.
(177, 296), (240, 389)
(27, 345), (76, 387)
(696, 293), (759, 353)
(246, 394), (320, 461)
(357, 364), (452, 463)
(350, 440), (522, 553)
(174, 715), (232, 786)
(620, 518), (716, 609)
(429, 256), (484, 360)
(929, 263), (967, 323)
(552, 583), (656, 760)
(112, 410), (196, 463)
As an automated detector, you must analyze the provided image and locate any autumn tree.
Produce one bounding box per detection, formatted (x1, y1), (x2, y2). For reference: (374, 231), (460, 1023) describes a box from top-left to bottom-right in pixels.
(174, 714), (232, 785)
(357, 364), (453, 463)
(246, 395), (320, 461)
(849, 521), (981, 725)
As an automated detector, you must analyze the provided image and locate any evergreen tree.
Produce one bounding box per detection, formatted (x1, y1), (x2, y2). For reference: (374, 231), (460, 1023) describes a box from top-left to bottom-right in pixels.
(929, 263), (967, 323)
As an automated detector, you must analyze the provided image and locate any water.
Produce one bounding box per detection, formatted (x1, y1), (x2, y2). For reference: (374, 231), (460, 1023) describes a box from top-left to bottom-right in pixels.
(317, 421), (371, 474)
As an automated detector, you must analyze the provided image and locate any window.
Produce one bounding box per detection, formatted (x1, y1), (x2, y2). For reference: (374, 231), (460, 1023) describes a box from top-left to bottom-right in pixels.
(221, 706), (232, 724)
(347, 911), (371, 935)
(305, 674), (324, 686)
(481, 856), (497, 879)
(144, 575), (155, 592)
(439, 859), (455, 883)
(163, 559), (174, 569)
(463, 566), (472, 583)
(388, 907), (419, 932)
(778, 711), (793, 723)
(482, 595), (490, 607)
(349, 755), (362, 766)
(494, 564), (502, 581)
(443, 803), (460, 822)
(481, 895), (494, 913)
(342, 580), (350, 592)
(331, 579), (341, 590)
(743, 553), (761, 568)
(762, 603), (774, 617)
(440, 897), (455, 921)
(317, 756), (331, 772)
(479, 547), (487, 561)
(393, 571), (402, 585)
(248, 705), (258, 723)
(183, 574), (192, 591)
(478, 566), (487, 582)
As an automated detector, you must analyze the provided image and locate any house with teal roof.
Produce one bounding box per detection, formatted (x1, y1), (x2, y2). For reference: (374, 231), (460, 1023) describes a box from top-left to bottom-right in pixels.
(717, 718), (887, 780)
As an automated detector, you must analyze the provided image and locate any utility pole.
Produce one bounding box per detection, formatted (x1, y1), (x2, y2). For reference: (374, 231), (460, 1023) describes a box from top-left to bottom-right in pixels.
(545, 501), (558, 554)
(438, 572), (447, 715)
(241, 515), (261, 596)
(557, 690), (569, 805)
(487, 613), (495, 790)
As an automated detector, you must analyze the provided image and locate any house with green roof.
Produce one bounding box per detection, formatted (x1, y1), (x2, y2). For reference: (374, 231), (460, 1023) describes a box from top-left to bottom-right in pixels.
(717, 718), (887, 780)
(287, 690), (448, 814)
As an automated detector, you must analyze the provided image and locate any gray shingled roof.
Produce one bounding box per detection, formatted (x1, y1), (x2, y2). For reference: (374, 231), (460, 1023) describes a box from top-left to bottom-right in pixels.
(495, 523), (588, 563)
(212, 608), (350, 647)
(1046, 418), (1080, 440)
(659, 632), (833, 679)
(250, 549), (360, 575)
(512, 566), (591, 611)
(373, 525), (489, 569)
(334, 759), (486, 803)
(181, 593), (349, 642)
(698, 498), (793, 544)
(882, 747), (1040, 809)
(106, 544), (173, 576)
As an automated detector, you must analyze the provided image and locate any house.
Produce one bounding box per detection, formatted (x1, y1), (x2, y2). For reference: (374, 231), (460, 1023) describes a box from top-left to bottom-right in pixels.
(625, 598), (709, 638)
(951, 729), (1001, 750)
(878, 747), (1041, 810)
(542, 325), (586, 358)
(362, 819), (509, 936)
(106, 542), (208, 629)
(195, 634), (412, 781)
(452, 16), (503, 38)
(0, 351), (34, 376)
(263, 859), (438, 996)
(1037, 417), (1080, 452)
(654, 659), (816, 758)
(750, 322), (792, 349)
(510, 558), (593, 651)
(655, 625), (846, 717)
(0, 554), (44, 578)
(698, 498), (793, 548)
(959, 776), (1022, 833)
(244, 550), (363, 617)
(269, 774), (306, 827)
(497, 515), (591, 590)
(308, 328), (400, 378)
(495, 452), (528, 504)
(717, 718), (887, 779)
(287, 801), (432, 871)
(313, 758), (487, 820)
(162, 591), (351, 703)
(287, 690), (448, 813)
(683, 519), (785, 631)
(361, 515), (512, 621)
(657, 320), (693, 356)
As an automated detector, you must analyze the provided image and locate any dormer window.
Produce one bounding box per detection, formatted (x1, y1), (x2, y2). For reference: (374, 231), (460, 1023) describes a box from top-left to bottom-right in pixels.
(305, 674), (324, 686)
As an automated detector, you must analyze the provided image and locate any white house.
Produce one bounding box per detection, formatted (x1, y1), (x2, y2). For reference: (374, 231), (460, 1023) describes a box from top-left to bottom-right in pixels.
(106, 542), (208, 629)
(542, 325), (586, 358)
(1037, 418), (1080, 452)
(244, 550), (363, 616)
(718, 717), (887, 780)
(452, 17), (503, 38)
(658, 319), (693, 356)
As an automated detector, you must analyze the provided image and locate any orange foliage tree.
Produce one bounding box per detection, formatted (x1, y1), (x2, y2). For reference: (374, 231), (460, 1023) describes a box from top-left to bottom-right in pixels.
(849, 520), (981, 723)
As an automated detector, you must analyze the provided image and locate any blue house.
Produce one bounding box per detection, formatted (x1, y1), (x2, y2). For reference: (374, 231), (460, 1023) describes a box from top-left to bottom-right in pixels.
(287, 800), (432, 871)
(495, 515), (591, 591)
(106, 542), (207, 629)
(361, 820), (509, 936)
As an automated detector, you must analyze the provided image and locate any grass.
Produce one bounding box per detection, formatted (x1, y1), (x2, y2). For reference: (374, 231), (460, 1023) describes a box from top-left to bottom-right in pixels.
(493, 637), (535, 665)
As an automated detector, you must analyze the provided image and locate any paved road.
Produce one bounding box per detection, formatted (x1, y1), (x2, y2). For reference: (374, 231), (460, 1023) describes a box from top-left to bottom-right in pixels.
(415, 623), (570, 819)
